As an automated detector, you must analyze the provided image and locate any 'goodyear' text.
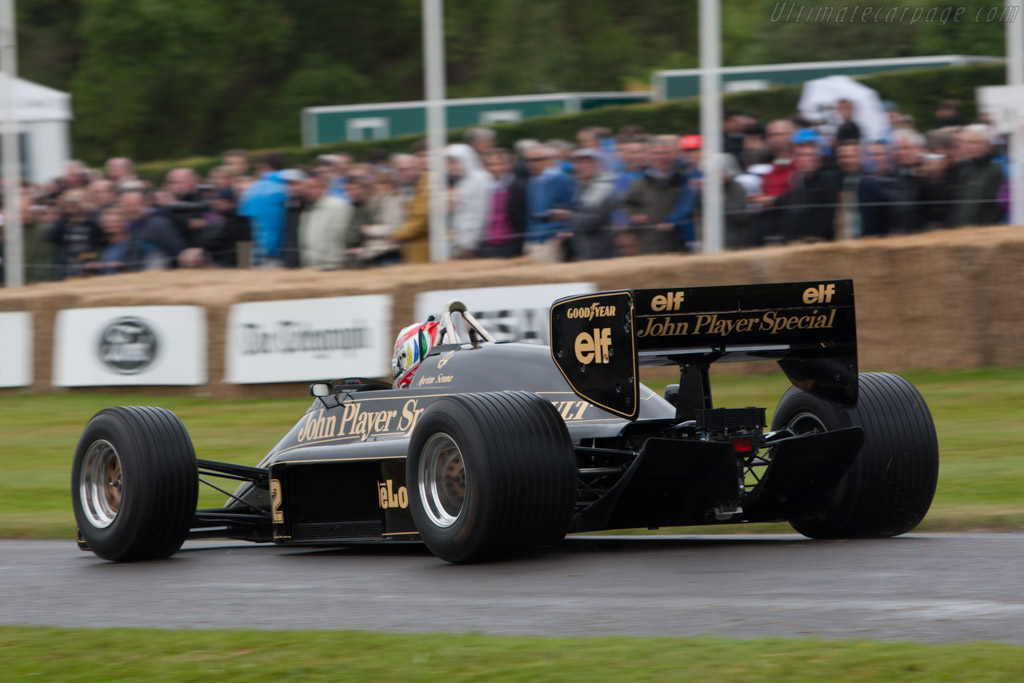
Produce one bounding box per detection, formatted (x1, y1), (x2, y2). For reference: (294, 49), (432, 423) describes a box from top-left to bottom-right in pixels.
(566, 303), (617, 320)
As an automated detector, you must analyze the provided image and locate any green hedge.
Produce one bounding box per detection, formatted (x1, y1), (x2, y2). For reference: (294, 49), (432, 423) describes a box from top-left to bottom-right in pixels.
(135, 63), (1003, 182)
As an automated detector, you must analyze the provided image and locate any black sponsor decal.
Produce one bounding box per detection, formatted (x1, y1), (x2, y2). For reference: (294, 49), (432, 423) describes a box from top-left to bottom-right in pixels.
(631, 281), (854, 350)
(550, 291), (638, 419)
(98, 317), (158, 374)
(240, 321), (369, 356)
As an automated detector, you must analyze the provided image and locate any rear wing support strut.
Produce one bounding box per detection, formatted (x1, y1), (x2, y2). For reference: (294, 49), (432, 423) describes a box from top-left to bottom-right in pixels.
(676, 360), (714, 422)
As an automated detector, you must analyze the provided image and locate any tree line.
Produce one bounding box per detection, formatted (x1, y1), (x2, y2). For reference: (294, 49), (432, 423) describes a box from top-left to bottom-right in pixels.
(15, 0), (1008, 164)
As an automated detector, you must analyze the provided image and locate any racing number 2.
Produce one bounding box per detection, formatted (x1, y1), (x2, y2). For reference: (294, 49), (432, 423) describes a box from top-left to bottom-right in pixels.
(270, 479), (284, 524)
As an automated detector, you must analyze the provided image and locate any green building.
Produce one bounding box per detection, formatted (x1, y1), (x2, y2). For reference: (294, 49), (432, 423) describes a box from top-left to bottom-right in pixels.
(652, 55), (1003, 100)
(301, 92), (650, 146)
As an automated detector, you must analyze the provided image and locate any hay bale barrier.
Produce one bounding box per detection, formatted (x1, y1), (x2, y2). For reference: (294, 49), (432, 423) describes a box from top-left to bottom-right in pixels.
(2, 225), (1021, 398)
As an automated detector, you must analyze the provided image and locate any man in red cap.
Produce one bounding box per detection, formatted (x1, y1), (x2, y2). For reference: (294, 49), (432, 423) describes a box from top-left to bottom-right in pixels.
(679, 134), (703, 168)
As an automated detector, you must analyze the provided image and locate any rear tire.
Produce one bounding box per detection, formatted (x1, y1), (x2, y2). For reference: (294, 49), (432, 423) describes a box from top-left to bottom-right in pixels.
(72, 406), (198, 561)
(407, 391), (576, 563)
(771, 372), (938, 539)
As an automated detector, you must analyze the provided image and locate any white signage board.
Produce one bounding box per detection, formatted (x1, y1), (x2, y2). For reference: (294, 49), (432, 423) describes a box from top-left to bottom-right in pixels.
(225, 295), (392, 384)
(0, 312), (32, 387)
(53, 306), (207, 386)
(977, 85), (1024, 134)
(414, 282), (596, 345)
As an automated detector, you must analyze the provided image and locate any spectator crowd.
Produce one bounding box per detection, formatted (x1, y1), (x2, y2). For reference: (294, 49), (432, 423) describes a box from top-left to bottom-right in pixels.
(0, 95), (1016, 284)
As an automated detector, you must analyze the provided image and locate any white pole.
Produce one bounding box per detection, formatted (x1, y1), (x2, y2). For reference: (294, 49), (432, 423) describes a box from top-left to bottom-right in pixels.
(0, 0), (22, 287)
(423, 0), (448, 262)
(1007, 0), (1024, 226)
(699, 0), (723, 253)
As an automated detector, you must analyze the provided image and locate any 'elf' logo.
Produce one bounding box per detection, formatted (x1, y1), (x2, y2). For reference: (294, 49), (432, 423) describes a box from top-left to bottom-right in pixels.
(802, 283), (836, 304)
(574, 328), (612, 364)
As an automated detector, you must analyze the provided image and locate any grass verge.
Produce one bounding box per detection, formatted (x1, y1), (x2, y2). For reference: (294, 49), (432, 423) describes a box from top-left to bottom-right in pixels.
(1, 627), (1023, 681)
(3, 366), (1023, 538)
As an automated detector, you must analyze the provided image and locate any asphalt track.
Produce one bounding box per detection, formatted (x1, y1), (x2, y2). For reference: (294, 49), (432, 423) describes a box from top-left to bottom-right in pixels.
(3, 533), (1022, 644)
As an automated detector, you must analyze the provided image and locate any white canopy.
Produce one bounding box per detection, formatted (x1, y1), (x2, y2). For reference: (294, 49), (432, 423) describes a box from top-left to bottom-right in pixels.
(0, 73), (72, 122)
(798, 75), (888, 143)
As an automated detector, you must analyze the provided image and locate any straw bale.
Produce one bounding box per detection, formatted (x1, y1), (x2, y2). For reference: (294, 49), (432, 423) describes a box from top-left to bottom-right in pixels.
(1, 225), (1021, 396)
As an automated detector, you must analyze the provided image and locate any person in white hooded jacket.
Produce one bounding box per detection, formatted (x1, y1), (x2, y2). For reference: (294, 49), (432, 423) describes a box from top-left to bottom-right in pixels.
(445, 143), (494, 258)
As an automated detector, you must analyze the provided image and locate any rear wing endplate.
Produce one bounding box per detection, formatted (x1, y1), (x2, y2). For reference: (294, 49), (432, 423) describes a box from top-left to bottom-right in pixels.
(550, 280), (857, 420)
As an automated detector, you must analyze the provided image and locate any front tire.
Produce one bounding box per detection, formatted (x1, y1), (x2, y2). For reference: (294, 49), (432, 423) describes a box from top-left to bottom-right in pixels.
(72, 406), (198, 561)
(407, 392), (576, 563)
(771, 372), (938, 539)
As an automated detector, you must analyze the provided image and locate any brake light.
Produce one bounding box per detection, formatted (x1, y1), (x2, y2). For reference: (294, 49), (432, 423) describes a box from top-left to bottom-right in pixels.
(731, 437), (755, 454)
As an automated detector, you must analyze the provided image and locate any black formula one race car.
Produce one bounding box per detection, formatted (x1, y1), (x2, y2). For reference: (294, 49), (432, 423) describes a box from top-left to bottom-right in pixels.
(73, 280), (939, 563)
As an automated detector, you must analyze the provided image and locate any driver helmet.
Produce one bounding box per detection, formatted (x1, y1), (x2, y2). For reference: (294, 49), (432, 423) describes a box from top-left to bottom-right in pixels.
(392, 319), (441, 389)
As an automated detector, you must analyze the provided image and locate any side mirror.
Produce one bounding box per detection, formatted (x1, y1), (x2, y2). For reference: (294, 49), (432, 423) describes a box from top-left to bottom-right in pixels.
(310, 383), (332, 398)
(663, 384), (679, 406)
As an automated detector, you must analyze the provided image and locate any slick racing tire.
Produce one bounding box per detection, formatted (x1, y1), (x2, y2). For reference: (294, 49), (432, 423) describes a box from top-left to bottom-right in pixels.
(771, 372), (938, 539)
(407, 391), (576, 563)
(72, 406), (198, 562)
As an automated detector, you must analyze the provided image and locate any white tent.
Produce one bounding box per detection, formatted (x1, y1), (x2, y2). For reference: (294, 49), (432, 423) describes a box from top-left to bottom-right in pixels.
(798, 75), (889, 143)
(0, 73), (72, 184)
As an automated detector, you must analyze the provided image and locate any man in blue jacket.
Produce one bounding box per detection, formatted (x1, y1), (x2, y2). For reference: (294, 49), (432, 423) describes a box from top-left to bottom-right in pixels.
(523, 143), (576, 262)
(239, 152), (289, 267)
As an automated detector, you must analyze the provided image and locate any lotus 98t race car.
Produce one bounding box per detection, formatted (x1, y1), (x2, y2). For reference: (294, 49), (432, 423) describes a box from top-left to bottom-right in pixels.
(72, 279), (939, 563)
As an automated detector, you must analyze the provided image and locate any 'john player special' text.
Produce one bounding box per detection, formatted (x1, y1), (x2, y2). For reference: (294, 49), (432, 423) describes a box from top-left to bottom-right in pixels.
(637, 309), (837, 339)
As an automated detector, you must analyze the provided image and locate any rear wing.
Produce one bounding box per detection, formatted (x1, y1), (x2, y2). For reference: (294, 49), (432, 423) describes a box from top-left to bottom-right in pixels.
(550, 280), (857, 420)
